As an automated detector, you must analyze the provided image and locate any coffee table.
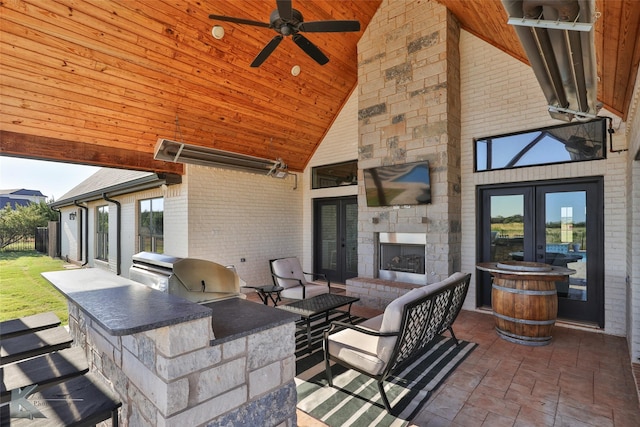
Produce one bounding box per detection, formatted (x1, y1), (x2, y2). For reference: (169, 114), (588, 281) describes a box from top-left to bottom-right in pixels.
(277, 293), (359, 353)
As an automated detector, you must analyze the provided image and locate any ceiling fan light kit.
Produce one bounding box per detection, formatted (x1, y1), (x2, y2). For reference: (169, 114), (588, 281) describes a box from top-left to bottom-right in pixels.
(209, 0), (360, 67)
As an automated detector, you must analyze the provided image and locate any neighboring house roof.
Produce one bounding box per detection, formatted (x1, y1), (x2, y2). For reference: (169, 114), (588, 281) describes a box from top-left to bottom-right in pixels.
(0, 197), (33, 209)
(0, 188), (46, 197)
(51, 168), (181, 208)
(0, 189), (47, 209)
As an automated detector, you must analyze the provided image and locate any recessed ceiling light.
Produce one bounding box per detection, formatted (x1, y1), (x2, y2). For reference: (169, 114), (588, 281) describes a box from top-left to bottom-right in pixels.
(212, 26), (224, 40)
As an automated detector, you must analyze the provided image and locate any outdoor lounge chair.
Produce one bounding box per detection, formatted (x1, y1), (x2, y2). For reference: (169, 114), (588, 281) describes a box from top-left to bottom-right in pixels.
(270, 257), (331, 299)
(323, 272), (471, 412)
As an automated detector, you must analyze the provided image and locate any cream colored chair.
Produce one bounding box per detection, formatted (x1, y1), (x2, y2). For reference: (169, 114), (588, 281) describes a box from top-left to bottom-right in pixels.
(323, 272), (471, 412)
(269, 257), (330, 299)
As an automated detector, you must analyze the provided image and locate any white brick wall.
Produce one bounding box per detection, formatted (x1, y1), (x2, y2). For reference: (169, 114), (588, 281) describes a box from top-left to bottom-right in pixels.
(459, 30), (630, 336)
(301, 90), (359, 273)
(626, 68), (640, 362)
(185, 165), (303, 286)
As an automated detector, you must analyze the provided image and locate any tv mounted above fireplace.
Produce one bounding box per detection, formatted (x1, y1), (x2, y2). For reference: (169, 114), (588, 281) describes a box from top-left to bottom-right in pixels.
(363, 160), (431, 207)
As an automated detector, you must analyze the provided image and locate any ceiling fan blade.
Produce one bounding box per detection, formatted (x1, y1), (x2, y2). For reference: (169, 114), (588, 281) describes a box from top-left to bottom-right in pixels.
(209, 14), (270, 28)
(298, 20), (361, 33)
(251, 35), (283, 67)
(276, 0), (293, 21)
(292, 34), (329, 65)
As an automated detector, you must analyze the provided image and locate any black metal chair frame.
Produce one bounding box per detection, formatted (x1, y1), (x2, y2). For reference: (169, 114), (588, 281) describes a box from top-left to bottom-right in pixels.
(323, 273), (471, 412)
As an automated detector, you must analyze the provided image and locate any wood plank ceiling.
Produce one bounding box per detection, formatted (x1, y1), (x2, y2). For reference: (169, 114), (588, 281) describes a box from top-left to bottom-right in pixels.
(1, 0), (638, 174)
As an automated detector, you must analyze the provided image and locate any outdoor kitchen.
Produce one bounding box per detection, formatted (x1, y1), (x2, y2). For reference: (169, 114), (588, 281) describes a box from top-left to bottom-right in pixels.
(41, 254), (300, 426)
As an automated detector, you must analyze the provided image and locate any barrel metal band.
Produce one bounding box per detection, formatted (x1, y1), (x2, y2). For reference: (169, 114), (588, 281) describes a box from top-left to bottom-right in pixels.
(496, 328), (551, 346)
(492, 284), (557, 296)
(493, 311), (556, 325)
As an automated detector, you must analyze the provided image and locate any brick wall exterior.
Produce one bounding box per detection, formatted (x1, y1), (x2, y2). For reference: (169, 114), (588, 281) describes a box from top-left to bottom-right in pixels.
(356, 0), (462, 284)
(626, 73), (640, 362)
(301, 90), (359, 273)
(184, 165), (303, 286)
(458, 30), (629, 336)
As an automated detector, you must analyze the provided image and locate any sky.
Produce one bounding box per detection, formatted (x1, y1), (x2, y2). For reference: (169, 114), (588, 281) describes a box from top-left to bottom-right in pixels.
(0, 157), (101, 201)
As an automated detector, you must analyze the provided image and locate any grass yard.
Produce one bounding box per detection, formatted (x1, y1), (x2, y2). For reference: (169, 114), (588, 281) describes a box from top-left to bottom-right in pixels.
(0, 251), (69, 324)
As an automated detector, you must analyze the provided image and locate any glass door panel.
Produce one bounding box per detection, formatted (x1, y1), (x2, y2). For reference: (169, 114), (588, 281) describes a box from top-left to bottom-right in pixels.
(314, 197), (358, 284)
(490, 194), (525, 263)
(479, 179), (603, 326)
(543, 191), (587, 301)
(319, 204), (337, 270)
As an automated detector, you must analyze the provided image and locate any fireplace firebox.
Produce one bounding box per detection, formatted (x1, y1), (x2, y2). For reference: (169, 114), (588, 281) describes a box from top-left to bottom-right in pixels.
(378, 232), (427, 285)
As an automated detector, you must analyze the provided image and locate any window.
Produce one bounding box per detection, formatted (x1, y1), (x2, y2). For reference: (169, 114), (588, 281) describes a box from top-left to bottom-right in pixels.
(139, 197), (164, 253)
(312, 160), (358, 189)
(96, 205), (109, 261)
(475, 118), (606, 172)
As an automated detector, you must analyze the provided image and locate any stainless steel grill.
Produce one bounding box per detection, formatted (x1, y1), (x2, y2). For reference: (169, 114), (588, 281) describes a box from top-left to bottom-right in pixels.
(129, 252), (245, 304)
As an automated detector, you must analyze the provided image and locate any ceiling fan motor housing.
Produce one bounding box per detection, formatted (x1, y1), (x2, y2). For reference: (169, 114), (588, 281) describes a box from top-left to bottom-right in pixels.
(270, 9), (303, 36)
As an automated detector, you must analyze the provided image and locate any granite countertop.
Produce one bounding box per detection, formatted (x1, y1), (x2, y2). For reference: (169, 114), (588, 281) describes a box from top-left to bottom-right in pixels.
(202, 299), (299, 345)
(43, 269), (213, 336)
(42, 268), (299, 340)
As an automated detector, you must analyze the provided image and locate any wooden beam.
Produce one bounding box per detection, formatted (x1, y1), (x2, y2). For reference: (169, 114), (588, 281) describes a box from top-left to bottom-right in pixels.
(0, 131), (184, 175)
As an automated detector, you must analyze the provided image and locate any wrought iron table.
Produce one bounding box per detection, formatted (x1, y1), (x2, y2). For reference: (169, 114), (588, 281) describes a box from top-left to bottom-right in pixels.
(277, 293), (359, 353)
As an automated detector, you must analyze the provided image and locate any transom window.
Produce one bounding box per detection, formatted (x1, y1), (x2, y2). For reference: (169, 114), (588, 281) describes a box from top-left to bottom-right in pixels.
(475, 118), (606, 172)
(312, 160), (358, 189)
(96, 205), (108, 261)
(139, 197), (164, 253)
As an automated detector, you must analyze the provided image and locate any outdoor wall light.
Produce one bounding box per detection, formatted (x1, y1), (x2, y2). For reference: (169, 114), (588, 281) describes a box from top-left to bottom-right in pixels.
(69, 212), (77, 220)
(212, 25), (225, 40)
(291, 65), (301, 76)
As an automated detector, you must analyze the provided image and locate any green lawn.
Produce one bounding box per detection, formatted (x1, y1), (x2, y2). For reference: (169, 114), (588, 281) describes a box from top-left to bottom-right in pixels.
(0, 251), (69, 324)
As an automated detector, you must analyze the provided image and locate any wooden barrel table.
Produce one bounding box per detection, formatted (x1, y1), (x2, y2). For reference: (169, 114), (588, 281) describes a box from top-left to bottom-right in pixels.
(477, 261), (575, 346)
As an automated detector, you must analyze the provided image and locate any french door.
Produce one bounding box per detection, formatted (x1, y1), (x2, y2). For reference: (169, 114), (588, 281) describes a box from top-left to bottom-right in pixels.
(314, 197), (358, 284)
(478, 178), (604, 326)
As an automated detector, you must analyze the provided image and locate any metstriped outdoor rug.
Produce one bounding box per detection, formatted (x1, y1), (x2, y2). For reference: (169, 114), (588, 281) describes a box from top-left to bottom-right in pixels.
(294, 312), (476, 427)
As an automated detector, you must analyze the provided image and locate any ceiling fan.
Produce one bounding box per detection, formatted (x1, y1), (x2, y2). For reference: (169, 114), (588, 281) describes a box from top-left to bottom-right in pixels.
(209, 0), (361, 67)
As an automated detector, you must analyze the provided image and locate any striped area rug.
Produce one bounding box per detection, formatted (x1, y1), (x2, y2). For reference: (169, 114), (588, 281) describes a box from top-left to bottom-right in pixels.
(294, 312), (477, 427)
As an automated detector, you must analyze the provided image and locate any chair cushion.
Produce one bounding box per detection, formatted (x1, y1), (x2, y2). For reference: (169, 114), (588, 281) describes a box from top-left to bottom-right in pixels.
(379, 287), (425, 334)
(271, 257), (308, 289)
(280, 283), (329, 300)
(326, 326), (387, 376)
(421, 272), (467, 296)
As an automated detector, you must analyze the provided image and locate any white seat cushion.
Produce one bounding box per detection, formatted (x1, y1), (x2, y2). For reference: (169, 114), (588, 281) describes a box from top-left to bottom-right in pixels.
(271, 257), (308, 289)
(326, 325), (388, 376)
(280, 283), (328, 300)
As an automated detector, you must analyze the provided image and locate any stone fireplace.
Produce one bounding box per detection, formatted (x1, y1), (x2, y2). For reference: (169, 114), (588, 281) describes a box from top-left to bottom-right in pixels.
(378, 232), (427, 285)
(348, 0), (462, 307)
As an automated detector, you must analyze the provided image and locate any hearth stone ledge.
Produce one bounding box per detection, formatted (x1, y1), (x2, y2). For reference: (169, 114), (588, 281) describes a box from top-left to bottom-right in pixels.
(43, 268), (299, 427)
(346, 277), (422, 311)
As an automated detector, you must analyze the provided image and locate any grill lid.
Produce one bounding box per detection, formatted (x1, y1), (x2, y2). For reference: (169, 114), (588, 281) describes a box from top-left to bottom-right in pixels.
(132, 252), (183, 270)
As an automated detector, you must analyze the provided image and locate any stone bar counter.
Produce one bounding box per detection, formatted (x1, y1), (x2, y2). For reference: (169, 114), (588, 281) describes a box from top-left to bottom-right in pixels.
(43, 268), (299, 426)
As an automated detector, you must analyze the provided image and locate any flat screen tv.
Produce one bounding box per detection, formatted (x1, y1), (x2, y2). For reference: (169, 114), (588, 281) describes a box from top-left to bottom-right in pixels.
(363, 160), (431, 207)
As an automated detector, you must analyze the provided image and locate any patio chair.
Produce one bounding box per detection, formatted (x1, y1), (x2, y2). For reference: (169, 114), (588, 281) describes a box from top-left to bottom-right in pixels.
(270, 257), (331, 299)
